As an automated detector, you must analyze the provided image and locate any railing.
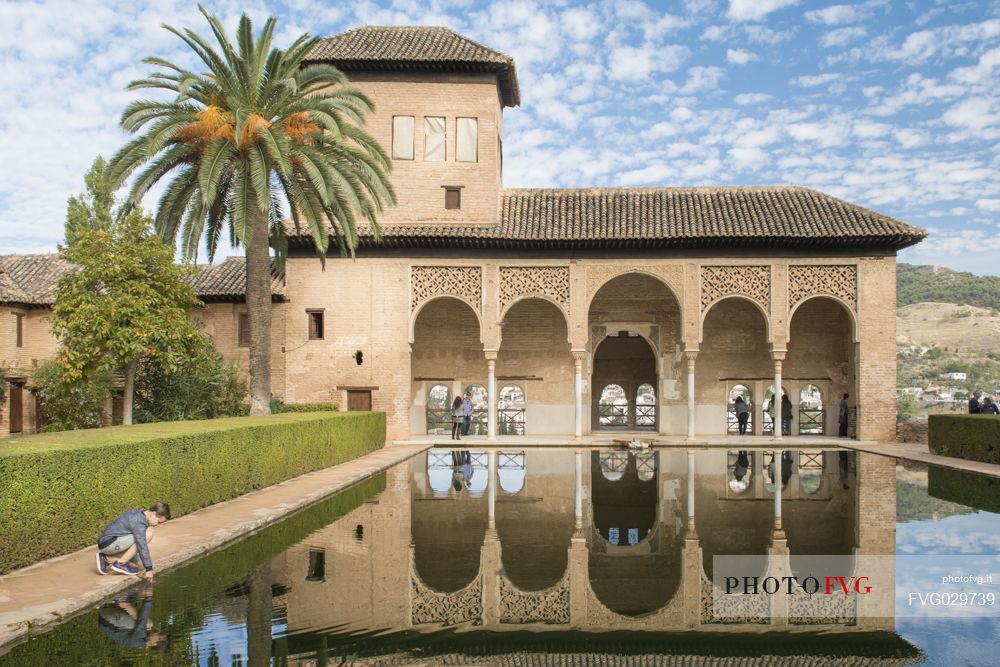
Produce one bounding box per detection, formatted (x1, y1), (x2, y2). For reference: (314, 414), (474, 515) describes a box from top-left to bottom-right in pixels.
(426, 408), (452, 435)
(598, 403), (628, 426)
(498, 408), (525, 435)
(636, 404), (656, 427)
(798, 408), (825, 435)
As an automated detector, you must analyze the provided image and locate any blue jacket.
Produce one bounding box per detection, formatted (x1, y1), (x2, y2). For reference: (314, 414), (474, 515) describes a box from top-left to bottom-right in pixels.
(99, 509), (154, 570)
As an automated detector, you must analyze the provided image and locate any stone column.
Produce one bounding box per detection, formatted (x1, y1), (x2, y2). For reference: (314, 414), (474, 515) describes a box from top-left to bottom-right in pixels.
(771, 350), (786, 441)
(488, 449), (497, 530)
(575, 449), (584, 531)
(772, 449), (784, 536)
(685, 350), (698, 441)
(486, 350), (498, 440)
(572, 349), (586, 439)
(686, 449), (696, 534)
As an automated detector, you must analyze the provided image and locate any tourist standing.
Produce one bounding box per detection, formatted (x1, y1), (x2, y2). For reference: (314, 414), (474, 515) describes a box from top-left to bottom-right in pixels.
(981, 396), (1000, 414)
(451, 396), (464, 440)
(461, 391), (474, 435)
(969, 390), (982, 414)
(781, 394), (793, 436)
(735, 396), (750, 435)
(838, 393), (850, 438)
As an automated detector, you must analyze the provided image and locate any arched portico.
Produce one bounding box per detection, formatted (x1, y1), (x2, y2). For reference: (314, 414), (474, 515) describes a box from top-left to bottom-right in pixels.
(697, 297), (772, 436)
(587, 273), (683, 435)
(411, 297), (486, 435)
(497, 298), (574, 435)
(786, 296), (857, 436)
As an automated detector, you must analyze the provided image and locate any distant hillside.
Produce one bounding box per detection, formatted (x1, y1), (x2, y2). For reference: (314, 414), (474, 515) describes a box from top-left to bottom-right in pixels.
(898, 263), (1000, 309)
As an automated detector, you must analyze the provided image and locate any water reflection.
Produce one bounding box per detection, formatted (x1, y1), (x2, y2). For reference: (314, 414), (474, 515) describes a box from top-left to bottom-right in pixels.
(0, 448), (952, 666)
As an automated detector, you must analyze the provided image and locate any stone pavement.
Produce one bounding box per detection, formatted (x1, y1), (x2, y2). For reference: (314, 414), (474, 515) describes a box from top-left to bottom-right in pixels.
(840, 440), (1000, 477)
(0, 442), (430, 653)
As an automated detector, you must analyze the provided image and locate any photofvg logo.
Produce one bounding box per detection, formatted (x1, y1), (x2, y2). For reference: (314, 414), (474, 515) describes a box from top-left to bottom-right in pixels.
(711, 555), (895, 621)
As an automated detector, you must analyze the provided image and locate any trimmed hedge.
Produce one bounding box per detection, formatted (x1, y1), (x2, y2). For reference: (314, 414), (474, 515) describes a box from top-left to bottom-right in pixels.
(928, 466), (1000, 514)
(277, 401), (338, 413)
(0, 411), (384, 574)
(928, 414), (1000, 464)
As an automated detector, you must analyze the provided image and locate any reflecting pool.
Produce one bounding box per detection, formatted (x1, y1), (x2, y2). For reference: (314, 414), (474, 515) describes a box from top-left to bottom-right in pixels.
(2, 447), (998, 666)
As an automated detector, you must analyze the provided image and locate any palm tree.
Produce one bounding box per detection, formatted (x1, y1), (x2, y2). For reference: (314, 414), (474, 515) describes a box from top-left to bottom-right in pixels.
(107, 6), (394, 414)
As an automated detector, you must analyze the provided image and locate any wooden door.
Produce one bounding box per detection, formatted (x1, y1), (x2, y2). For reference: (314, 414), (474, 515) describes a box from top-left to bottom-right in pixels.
(347, 390), (372, 412)
(8, 382), (23, 434)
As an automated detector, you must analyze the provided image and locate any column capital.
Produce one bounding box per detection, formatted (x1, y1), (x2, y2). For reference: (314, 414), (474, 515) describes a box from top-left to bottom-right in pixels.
(771, 348), (787, 361)
(571, 348), (588, 360)
(684, 348), (699, 361)
(484, 349), (499, 361)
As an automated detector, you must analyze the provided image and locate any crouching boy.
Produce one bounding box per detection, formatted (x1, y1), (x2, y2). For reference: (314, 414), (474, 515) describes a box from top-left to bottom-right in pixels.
(96, 501), (171, 580)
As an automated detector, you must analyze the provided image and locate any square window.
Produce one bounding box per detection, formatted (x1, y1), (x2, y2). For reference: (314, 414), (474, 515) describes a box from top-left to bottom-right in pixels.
(307, 310), (324, 340)
(238, 313), (250, 348)
(444, 187), (461, 210)
(306, 548), (326, 582)
(392, 116), (414, 160)
(457, 117), (478, 162)
(424, 117), (445, 161)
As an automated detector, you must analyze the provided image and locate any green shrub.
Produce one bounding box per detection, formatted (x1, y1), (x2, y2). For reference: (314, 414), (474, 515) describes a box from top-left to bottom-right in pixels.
(928, 467), (1000, 514)
(0, 411), (384, 574)
(134, 333), (249, 423)
(928, 414), (1000, 464)
(33, 361), (113, 432)
(276, 401), (339, 413)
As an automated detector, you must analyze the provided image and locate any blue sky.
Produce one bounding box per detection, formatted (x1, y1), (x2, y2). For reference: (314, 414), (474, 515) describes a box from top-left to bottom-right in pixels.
(2, 0), (999, 274)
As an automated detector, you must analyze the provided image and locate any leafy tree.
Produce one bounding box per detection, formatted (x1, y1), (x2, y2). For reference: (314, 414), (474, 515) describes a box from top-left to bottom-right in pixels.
(64, 156), (114, 247)
(33, 361), (112, 432)
(106, 6), (395, 414)
(133, 330), (249, 422)
(52, 213), (202, 425)
(897, 392), (918, 422)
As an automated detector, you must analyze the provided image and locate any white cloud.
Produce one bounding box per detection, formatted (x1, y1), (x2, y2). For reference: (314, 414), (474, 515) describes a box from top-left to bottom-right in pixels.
(821, 26), (866, 48)
(976, 199), (1000, 212)
(942, 97), (1000, 132)
(607, 44), (689, 80)
(681, 65), (724, 93)
(890, 19), (1000, 64)
(726, 0), (799, 22)
(793, 73), (841, 87)
(949, 46), (1000, 86)
(734, 92), (771, 105)
(805, 4), (862, 25)
(726, 48), (757, 64)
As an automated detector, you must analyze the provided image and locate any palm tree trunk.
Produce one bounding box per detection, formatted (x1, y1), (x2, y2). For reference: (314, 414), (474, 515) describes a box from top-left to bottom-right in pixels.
(246, 207), (273, 415)
(122, 358), (138, 425)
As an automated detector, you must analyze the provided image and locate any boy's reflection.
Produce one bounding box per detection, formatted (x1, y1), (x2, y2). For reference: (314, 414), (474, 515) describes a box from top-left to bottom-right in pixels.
(97, 583), (165, 650)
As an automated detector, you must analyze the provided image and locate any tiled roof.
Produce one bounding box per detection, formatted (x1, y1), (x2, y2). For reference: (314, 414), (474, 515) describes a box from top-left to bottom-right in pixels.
(0, 254), (75, 306)
(307, 26), (520, 107)
(0, 254), (284, 306)
(187, 257), (286, 302)
(286, 186), (926, 251)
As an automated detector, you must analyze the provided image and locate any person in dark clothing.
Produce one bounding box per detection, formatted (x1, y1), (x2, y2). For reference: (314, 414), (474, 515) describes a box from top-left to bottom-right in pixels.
(838, 393), (850, 438)
(734, 450), (750, 481)
(969, 390), (982, 414)
(450, 396), (464, 440)
(96, 501), (170, 579)
(780, 394), (793, 436)
(981, 396), (999, 414)
(838, 450), (850, 489)
(734, 396), (750, 435)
